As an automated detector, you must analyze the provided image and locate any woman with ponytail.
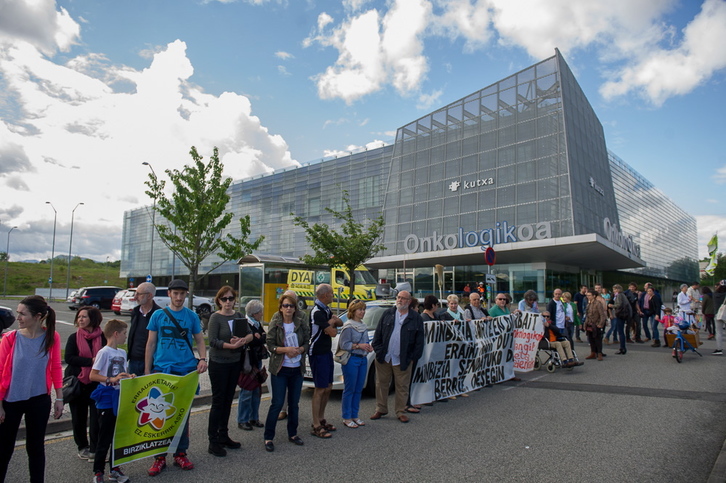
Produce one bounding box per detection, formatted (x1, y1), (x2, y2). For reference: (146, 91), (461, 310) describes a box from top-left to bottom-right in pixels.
(0, 295), (64, 482)
(65, 307), (106, 461)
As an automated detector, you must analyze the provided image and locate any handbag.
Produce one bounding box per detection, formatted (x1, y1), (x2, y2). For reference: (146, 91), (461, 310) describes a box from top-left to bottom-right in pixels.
(238, 364), (265, 391)
(333, 346), (350, 365)
(716, 303), (726, 322)
(62, 375), (82, 403)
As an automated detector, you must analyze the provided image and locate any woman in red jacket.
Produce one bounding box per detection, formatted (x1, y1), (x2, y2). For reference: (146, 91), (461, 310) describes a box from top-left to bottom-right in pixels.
(0, 295), (64, 482)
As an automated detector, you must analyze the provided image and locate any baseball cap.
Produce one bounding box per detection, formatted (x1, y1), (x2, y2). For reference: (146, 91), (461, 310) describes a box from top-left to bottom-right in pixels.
(168, 279), (189, 291)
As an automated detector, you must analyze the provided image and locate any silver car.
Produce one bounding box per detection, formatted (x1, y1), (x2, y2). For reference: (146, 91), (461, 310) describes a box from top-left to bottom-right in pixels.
(303, 300), (396, 395)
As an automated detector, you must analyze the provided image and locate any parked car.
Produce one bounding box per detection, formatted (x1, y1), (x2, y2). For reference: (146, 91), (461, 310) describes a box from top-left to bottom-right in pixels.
(120, 288), (138, 315)
(66, 290), (78, 303)
(0, 305), (15, 331)
(302, 299), (395, 396)
(111, 290), (128, 315)
(69, 286), (123, 310)
(152, 288), (214, 318)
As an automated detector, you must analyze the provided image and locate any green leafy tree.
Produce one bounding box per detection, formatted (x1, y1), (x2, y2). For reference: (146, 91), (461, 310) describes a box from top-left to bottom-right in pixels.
(145, 146), (264, 308)
(0, 252), (7, 262)
(293, 190), (385, 300)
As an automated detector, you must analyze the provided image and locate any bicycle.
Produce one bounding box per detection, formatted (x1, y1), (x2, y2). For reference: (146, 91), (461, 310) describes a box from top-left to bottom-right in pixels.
(669, 313), (702, 363)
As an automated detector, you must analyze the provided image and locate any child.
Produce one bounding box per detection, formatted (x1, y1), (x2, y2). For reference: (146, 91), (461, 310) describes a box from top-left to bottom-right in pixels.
(90, 319), (134, 483)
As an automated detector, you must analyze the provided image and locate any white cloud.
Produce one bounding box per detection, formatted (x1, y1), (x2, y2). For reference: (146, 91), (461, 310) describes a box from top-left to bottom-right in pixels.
(275, 51), (294, 59)
(307, 0), (431, 104)
(600, 0), (726, 105)
(277, 65), (291, 76)
(306, 0), (726, 108)
(0, 0), (80, 55)
(322, 139), (388, 158)
(0, 12), (298, 262)
(417, 88), (443, 109)
(714, 165), (726, 184)
(697, 215), (726, 259)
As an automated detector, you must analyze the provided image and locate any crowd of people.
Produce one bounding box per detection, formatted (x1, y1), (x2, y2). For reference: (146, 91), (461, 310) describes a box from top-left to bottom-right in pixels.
(0, 278), (724, 482)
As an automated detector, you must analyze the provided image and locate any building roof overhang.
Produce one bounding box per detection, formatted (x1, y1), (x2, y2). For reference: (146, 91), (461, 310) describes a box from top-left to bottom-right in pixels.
(366, 233), (645, 271)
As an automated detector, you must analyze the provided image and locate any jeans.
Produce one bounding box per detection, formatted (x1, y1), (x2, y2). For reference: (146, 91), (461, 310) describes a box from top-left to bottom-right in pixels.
(69, 381), (100, 452)
(341, 355), (367, 420)
(238, 361), (262, 423)
(642, 313), (654, 340)
(264, 366), (303, 441)
(207, 360), (241, 443)
(127, 359), (145, 377)
(605, 319), (618, 341)
(614, 317), (626, 351)
(0, 394), (51, 483)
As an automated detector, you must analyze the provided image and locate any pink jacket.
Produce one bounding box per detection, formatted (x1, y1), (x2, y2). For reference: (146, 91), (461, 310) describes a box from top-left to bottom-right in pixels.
(0, 330), (63, 401)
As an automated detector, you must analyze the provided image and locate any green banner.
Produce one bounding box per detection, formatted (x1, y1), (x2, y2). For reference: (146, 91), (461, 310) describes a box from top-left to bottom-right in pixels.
(112, 372), (199, 466)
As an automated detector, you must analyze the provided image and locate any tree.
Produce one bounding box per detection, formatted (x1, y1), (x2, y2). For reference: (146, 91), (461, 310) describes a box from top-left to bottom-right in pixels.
(0, 252), (7, 262)
(145, 146), (264, 309)
(293, 190), (385, 300)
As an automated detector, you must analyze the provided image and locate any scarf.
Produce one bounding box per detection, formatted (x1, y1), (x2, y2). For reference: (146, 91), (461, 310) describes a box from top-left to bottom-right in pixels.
(447, 309), (462, 321)
(248, 314), (261, 330)
(77, 327), (103, 384)
(342, 320), (367, 333)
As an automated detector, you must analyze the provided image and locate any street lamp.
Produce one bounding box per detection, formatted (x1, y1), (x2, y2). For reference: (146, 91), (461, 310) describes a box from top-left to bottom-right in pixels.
(105, 256), (110, 284)
(46, 202), (57, 301)
(142, 162), (157, 282)
(65, 202), (84, 299)
(3, 226), (18, 297)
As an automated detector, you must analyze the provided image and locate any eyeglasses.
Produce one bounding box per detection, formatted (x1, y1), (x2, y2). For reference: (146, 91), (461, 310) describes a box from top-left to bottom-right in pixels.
(219, 296), (235, 302)
(281, 304), (295, 309)
(496, 298), (507, 301)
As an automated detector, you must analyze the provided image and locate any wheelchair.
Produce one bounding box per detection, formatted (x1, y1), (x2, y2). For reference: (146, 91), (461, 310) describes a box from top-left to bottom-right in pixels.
(533, 338), (579, 373)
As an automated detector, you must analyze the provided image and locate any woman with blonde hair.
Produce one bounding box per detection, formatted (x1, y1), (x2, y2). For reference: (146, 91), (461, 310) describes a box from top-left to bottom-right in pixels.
(339, 300), (373, 428)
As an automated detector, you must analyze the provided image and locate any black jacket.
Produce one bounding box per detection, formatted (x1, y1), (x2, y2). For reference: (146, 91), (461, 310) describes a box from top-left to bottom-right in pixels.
(128, 302), (161, 361)
(372, 307), (424, 371)
(64, 331), (107, 378)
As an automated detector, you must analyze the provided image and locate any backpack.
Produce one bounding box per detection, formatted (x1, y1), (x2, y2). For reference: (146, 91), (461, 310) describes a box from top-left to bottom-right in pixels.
(616, 294), (632, 319)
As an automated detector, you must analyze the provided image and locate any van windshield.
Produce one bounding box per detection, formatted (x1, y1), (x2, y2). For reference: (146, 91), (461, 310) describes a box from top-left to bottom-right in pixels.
(355, 270), (376, 286)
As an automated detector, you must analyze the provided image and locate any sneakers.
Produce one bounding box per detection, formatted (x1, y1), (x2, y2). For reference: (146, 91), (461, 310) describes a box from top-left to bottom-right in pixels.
(79, 447), (92, 460)
(93, 472), (104, 483)
(173, 453), (194, 471)
(109, 467), (129, 483)
(148, 456), (167, 477)
(713, 350), (723, 355)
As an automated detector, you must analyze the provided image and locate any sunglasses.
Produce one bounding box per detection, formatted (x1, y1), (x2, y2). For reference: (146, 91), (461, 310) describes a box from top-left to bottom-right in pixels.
(281, 304), (296, 309)
(219, 296), (235, 302)
(496, 298), (507, 301)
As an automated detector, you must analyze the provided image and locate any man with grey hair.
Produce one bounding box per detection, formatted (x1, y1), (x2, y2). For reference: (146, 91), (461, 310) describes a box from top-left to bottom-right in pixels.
(127, 282), (160, 376)
(309, 284), (343, 437)
(370, 290), (424, 423)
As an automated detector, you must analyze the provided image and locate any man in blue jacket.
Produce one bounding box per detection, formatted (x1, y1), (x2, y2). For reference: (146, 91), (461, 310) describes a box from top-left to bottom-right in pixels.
(370, 291), (424, 423)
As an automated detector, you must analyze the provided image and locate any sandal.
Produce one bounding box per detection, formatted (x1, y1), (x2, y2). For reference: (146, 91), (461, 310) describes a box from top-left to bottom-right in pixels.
(343, 420), (359, 429)
(310, 425), (332, 438)
(405, 406), (420, 413)
(353, 418), (365, 426)
(320, 419), (337, 432)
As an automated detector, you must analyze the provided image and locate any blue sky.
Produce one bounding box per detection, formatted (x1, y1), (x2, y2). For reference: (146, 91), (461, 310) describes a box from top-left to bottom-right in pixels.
(0, 0), (725, 266)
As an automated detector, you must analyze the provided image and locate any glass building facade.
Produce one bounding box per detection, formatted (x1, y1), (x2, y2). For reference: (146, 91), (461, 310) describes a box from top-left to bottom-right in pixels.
(120, 50), (698, 300)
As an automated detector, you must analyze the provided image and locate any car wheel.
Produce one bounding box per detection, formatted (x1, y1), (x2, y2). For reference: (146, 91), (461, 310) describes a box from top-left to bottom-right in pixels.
(91, 303), (101, 309)
(196, 304), (212, 318)
(113, 311), (121, 315)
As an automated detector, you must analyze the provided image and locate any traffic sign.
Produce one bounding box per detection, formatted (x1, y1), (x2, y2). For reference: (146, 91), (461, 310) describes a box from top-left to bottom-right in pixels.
(484, 247), (496, 266)
(486, 274), (496, 284)
(146, 275), (153, 283)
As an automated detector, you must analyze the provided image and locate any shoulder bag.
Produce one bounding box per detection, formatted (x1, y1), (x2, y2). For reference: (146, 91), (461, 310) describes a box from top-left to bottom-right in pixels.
(62, 375), (82, 403)
(162, 307), (195, 355)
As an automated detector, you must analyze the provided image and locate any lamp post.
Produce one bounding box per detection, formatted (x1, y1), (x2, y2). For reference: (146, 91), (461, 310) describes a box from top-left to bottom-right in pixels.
(105, 256), (110, 284)
(3, 226), (17, 297)
(65, 202), (84, 299)
(142, 162), (157, 282)
(46, 202), (57, 301)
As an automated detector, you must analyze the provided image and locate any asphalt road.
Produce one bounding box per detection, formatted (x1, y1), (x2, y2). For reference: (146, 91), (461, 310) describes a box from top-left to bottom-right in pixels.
(1, 299), (725, 482)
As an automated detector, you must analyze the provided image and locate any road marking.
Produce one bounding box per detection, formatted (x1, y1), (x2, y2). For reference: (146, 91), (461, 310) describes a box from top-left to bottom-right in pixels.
(56, 320), (74, 326)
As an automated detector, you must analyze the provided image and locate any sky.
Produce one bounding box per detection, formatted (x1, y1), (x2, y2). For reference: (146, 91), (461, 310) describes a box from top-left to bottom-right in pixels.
(0, 0), (725, 267)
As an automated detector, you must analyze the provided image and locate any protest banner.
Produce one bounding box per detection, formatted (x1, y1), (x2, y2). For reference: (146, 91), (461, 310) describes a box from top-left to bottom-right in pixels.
(112, 371), (199, 466)
(410, 315), (514, 405)
(512, 311), (544, 372)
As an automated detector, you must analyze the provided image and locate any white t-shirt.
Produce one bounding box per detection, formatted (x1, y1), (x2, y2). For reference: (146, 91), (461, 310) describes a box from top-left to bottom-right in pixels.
(92, 346), (128, 388)
(281, 322), (300, 368)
